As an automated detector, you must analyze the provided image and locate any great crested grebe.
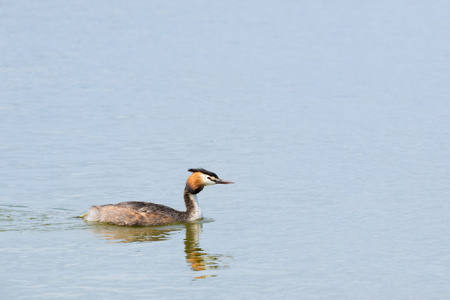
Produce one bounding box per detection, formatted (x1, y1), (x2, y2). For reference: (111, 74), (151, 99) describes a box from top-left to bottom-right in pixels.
(83, 168), (233, 226)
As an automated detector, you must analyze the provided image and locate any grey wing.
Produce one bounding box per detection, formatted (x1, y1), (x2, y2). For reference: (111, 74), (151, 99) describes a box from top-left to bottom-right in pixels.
(117, 201), (180, 214)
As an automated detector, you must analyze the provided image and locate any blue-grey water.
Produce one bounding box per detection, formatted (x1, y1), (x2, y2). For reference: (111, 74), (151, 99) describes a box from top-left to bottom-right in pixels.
(2, 1), (450, 299)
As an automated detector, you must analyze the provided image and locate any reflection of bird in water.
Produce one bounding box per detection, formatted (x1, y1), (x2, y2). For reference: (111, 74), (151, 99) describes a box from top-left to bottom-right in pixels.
(183, 222), (230, 279)
(87, 222), (185, 243)
(82, 169), (233, 226)
(87, 220), (230, 279)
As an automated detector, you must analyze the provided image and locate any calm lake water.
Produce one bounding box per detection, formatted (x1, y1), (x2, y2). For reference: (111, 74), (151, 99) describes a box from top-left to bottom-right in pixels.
(2, 1), (450, 299)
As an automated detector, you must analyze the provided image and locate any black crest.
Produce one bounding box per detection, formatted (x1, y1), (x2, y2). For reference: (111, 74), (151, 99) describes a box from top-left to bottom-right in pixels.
(188, 168), (219, 178)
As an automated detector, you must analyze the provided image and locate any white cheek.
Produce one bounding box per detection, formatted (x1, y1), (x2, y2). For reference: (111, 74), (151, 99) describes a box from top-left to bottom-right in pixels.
(200, 173), (216, 186)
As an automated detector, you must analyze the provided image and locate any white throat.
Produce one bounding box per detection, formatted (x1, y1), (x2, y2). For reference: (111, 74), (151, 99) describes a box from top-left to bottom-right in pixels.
(189, 194), (203, 220)
(193, 194), (203, 219)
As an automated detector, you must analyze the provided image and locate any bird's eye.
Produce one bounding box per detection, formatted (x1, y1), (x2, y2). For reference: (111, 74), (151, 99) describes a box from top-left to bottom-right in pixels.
(207, 176), (217, 183)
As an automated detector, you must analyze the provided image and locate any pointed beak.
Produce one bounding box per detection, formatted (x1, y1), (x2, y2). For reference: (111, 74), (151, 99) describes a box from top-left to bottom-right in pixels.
(216, 179), (234, 184)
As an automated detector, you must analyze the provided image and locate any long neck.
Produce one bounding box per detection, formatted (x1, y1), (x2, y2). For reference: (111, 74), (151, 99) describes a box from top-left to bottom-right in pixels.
(184, 189), (202, 220)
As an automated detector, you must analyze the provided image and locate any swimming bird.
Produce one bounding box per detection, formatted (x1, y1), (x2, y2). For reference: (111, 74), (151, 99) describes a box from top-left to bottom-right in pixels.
(83, 168), (233, 226)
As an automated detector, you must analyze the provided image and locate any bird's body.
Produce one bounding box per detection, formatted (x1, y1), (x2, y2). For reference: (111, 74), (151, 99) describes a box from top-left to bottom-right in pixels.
(83, 169), (232, 226)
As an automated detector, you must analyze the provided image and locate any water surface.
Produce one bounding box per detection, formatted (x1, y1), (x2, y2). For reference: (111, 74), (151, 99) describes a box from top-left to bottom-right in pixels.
(1, 1), (450, 299)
